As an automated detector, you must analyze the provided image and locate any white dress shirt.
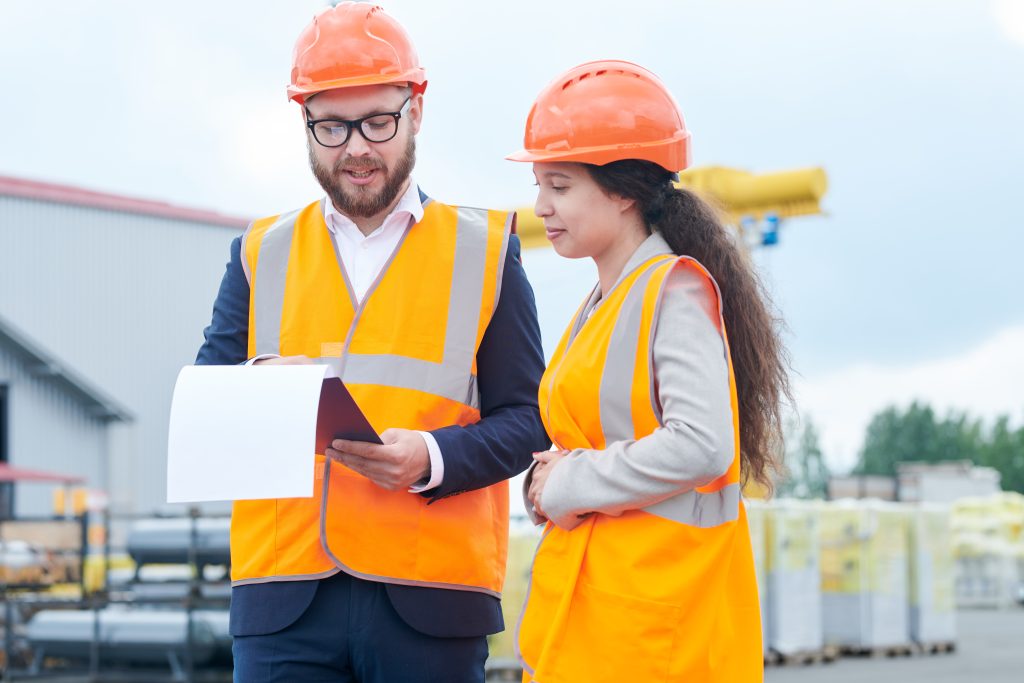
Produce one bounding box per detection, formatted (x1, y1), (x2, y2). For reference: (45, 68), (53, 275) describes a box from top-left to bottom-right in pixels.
(251, 179), (445, 493)
(324, 182), (423, 301)
(323, 180), (444, 493)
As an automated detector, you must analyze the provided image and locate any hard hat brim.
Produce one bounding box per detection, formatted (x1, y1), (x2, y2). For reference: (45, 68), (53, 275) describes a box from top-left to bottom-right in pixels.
(287, 69), (427, 103)
(506, 133), (692, 173)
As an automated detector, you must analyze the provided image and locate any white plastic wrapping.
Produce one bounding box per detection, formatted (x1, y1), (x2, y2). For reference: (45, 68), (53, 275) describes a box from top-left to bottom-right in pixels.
(908, 504), (957, 643)
(765, 499), (823, 655)
(820, 500), (910, 649)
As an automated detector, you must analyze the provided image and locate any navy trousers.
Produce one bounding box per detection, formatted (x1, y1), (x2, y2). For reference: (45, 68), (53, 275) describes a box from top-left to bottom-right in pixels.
(231, 571), (487, 682)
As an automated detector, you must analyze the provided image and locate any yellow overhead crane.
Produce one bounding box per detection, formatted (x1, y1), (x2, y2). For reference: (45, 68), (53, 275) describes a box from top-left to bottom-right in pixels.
(513, 165), (828, 250)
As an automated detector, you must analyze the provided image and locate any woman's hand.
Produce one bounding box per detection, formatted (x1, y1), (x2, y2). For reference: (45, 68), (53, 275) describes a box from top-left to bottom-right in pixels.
(528, 450), (569, 519)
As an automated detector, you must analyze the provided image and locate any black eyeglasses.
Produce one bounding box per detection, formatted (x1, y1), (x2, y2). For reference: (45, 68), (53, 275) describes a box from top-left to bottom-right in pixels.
(305, 98), (412, 148)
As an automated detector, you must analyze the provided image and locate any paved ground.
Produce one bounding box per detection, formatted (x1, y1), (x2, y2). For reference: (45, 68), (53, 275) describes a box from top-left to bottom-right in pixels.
(12, 609), (1021, 681)
(766, 609), (1024, 683)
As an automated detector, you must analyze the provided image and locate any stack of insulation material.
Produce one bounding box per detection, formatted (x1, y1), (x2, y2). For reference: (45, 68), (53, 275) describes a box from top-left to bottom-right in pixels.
(764, 499), (822, 656)
(951, 492), (1024, 608)
(820, 500), (910, 650)
(907, 504), (956, 644)
(745, 499), (769, 657)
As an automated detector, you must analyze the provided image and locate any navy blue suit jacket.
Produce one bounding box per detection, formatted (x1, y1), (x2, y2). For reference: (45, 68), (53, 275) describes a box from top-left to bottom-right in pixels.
(195, 196), (549, 639)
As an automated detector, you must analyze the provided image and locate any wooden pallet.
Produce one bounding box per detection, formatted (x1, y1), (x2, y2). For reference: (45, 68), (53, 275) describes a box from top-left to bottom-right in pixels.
(840, 643), (916, 658)
(765, 645), (839, 666)
(914, 640), (957, 655)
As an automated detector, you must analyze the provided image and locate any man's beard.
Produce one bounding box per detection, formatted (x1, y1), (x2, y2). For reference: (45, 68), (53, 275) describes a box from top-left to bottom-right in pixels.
(310, 136), (416, 219)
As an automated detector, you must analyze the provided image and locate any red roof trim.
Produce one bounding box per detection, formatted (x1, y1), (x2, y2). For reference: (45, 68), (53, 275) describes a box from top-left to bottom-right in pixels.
(0, 462), (85, 484)
(0, 174), (250, 229)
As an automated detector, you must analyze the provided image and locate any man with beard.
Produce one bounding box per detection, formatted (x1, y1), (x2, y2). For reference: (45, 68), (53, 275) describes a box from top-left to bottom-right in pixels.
(194, 4), (548, 681)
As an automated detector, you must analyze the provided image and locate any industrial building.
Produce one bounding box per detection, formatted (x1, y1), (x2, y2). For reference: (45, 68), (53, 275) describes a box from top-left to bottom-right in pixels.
(0, 175), (248, 516)
(0, 314), (128, 517)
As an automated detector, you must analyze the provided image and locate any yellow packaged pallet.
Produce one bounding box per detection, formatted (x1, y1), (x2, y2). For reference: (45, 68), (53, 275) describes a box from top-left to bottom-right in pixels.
(820, 500), (911, 650)
(907, 504), (956, 645)
(951, 492), (1024, 608)
(746, 499), (769, 657)
(765, 499), (823, 656)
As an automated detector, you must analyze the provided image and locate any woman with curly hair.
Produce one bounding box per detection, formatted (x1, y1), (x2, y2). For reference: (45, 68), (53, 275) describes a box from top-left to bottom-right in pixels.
(508, 61), (790, 682)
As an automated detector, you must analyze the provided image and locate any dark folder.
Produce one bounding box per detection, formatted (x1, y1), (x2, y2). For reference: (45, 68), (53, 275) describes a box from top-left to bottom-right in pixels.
(315, 378), (382, 453)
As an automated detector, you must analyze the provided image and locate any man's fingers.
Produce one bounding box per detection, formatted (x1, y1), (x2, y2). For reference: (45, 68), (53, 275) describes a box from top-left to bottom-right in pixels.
(379, 428), (403, 445)
(327, 449), (403, 491)
(326, 448), (360, 472)
(332, 438), (393, 460)
(327, 430), (427, 491)
(334, 455), (395, 489)
(254, 355), (314, 366)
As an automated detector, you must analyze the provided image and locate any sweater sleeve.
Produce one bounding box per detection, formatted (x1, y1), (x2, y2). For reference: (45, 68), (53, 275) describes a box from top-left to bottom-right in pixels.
(537, 264), (735, 530)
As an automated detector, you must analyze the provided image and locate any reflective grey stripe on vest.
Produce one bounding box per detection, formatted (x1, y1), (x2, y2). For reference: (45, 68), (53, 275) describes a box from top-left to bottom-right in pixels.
(442, 207), (491, 380)
(252, 209), (301, 355)
(643, 482), (741, 528)
(598, 264), (661, 444)
(254, 205), (494, 409)
(492, 213), (513, 314)
(600, 258), (740, 529)
(647, 255), (730, 427)
(318, 354), (479, 409)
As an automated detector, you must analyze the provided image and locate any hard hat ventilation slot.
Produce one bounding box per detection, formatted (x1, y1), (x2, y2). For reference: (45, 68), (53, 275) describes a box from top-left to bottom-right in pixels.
(562, 69), (640, 91)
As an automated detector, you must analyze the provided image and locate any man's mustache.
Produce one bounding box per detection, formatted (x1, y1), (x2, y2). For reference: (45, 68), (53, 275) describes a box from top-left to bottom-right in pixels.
(335, 158), (385, 173)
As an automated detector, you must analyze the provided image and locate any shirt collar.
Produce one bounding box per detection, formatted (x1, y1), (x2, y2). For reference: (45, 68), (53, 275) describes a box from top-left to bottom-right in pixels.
(323, 177), (424, 235)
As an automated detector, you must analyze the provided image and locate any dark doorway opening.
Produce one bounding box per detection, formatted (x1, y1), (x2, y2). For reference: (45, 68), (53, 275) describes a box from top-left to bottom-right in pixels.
(0, 385), (11, 518)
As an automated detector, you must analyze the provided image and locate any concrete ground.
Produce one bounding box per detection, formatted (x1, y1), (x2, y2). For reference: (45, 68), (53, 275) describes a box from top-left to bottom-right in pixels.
(765, 609), (1024, 683)
(15, 609), (1021, 681)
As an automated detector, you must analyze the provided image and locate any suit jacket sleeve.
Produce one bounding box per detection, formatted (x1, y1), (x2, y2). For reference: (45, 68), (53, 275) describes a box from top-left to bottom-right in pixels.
(425, 235), (551, 500)
(195, 235), (249, 366)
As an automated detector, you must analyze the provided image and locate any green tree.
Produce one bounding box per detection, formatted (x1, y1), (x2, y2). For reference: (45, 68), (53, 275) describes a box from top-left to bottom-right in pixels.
(856, 405), (907, 476)
(979, 416), (1024, 494)
(856, 401), (985, 475)
(855, 402), (1024, 494)
(778, 416), (830, 499)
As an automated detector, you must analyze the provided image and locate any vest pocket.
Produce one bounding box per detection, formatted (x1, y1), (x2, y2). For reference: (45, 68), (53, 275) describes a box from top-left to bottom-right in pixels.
(545, 580), (679, 683)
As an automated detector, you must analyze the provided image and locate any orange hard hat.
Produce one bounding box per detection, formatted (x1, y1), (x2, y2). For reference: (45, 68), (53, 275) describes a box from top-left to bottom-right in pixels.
(507, 60), (691, 172)
(287, 2), (427, 104)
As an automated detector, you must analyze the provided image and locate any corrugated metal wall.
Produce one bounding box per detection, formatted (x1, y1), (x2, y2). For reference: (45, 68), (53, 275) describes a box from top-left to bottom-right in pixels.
(0, 342), (107, 517)
(0, 194), (245, 513)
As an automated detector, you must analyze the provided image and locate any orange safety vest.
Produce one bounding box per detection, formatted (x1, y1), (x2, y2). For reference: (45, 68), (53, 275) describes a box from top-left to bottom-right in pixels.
(230, 197), (513, 597)
(518, 255), (763, 682)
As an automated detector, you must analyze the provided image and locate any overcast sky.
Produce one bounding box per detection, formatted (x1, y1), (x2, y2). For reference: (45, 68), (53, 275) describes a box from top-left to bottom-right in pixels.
(2, 0), (1022, 471)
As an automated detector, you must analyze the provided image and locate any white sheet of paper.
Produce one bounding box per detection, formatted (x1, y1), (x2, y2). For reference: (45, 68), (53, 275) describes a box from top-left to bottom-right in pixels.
(166, 364), (330, 503)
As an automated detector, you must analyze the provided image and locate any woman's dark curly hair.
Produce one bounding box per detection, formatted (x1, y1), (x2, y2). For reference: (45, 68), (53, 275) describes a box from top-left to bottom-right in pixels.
(586, 159), (792, 492)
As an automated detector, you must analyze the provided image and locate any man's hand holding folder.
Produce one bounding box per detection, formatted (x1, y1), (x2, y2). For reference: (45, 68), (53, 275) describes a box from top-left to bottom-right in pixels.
(255, 355), (430, 492)
(327, 431), (430, 492)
